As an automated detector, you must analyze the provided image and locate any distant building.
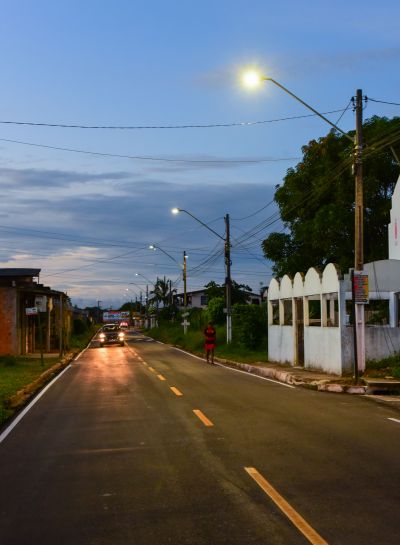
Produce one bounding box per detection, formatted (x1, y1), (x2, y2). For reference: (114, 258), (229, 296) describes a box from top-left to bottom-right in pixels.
(0, 268), (71, 356)
(175, 288), (262, 309)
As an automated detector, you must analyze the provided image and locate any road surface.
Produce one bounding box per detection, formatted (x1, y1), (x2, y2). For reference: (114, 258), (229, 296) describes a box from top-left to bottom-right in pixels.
(1, 329), (399, 545)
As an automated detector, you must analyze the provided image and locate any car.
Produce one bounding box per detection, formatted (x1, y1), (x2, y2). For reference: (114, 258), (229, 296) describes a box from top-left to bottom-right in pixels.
(119, 321), (129, 329)
(98, 324), (125, 347)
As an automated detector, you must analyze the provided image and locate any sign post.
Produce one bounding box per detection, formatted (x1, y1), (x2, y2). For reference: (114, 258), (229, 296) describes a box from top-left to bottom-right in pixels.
(351, 270), (369, 380)
(181, 312), (190, 335)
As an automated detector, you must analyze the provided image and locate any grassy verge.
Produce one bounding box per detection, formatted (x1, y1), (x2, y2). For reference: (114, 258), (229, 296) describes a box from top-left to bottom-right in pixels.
(146, 322), (268, 364)
(0, 325), (99, 428)
(366, 354), (400, 379)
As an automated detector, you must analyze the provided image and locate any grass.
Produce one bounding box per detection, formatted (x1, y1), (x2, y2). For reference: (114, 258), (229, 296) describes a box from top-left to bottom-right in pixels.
(0, 325), (99, 427)
(0, 356), (59, 425)
(146, 322), (269, 363)
(366, 354), (400, 379)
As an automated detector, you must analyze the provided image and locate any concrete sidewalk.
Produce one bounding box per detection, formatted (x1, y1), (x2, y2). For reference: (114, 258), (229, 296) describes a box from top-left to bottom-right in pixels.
(213, 356), (400, 396)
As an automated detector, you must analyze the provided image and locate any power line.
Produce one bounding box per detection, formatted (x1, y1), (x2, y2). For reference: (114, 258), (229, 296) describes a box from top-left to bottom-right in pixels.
(366, 97), (400, 107)
(0, 137), (299, 164)
(0, 108), (349, 130)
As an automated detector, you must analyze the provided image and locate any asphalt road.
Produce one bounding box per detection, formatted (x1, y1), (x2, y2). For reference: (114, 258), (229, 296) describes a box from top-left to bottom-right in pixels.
(1, 330), (400, 545)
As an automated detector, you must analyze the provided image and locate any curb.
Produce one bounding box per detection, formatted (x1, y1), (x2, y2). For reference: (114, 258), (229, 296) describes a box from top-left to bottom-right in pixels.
(5, 352), (77, 411)
(213, 357), (367, 394)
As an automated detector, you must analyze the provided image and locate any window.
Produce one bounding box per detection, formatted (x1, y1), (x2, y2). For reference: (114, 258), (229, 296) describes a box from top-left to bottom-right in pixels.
(283, 299), (293, 325)
(200, 295), (208, 306)
(269, 300), (280, 325)
(365, 299), (390, 325)
(323, 293), (339, 327)
(306, 296), (321, 326)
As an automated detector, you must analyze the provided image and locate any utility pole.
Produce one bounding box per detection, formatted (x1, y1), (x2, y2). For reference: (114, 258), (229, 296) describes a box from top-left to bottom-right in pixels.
(225, 214), (232, 343)
(145, 284), (149, 328)
(353, 89), (365, 378)
(183, 251), (187, 308)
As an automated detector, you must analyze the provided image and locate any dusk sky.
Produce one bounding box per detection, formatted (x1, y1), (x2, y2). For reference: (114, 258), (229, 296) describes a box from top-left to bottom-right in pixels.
(0, 0), (399, 308)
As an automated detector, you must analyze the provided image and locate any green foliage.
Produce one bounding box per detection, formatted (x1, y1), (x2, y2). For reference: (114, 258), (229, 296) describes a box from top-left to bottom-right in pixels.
(204, 280), (253, 305)
(204, 281), (224, 301)
(73, 318), (88, 335)
(206, 297), (225, 324)
(232, 304), (268, 350)
(262, 116), (400, 277)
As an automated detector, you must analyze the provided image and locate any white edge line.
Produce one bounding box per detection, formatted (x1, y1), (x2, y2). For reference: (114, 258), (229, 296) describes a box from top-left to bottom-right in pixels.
(0, 364), (72, 444)
(171, 346), (295, 389)
(388, 417), (400, 424)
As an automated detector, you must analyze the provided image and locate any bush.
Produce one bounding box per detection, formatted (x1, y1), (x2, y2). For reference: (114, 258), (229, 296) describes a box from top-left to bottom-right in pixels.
(73, 318), (88, 335)
(232, 304), (268, 350)
(206, 297), (225, 324)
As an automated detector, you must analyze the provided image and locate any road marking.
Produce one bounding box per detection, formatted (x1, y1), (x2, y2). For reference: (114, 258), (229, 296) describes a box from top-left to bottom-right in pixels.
(157, 374), (166, 381)
(0, 365), (72, 444)
(388, 417), (400, 424)
(148, 366), (156, 373)
(170, 386), (183, 396)
(193, 409), (214, 427)
(245, 467), (329, 545)
(171, 346), (294, 389)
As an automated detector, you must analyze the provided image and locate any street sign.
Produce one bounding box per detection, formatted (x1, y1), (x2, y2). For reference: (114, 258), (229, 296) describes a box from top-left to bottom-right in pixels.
(181, 321), (190, 326)
(34, 296), (47, 312)
(25, 307), (38, 315)
(182, 312), (190, 317)
(353, 272), (369, 304)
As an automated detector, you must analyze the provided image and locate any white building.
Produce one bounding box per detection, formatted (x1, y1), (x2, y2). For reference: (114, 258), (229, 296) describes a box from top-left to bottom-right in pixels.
(267, 175), (400, 376)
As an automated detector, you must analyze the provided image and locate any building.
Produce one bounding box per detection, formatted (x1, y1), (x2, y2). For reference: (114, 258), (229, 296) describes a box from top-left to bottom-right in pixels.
(175, 288), (262, 309)
(267, 175), (400, 376)
(0, 268), (71, 356)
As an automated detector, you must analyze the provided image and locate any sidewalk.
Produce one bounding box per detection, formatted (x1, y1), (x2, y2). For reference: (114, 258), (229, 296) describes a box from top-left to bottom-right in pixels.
(213, 356), (400, 396)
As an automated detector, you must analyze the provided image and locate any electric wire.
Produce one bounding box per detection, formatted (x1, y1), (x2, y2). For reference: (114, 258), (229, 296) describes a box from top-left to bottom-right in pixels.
(0, 108), (349, 130)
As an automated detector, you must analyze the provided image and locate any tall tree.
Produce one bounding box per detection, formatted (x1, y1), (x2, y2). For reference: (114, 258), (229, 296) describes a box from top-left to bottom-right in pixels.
(262, 115), (400, 277)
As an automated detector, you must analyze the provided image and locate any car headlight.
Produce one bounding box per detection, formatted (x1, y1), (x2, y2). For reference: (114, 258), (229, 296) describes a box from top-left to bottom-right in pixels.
(118, 332), (125, 338)
(99, 333), (105, 339)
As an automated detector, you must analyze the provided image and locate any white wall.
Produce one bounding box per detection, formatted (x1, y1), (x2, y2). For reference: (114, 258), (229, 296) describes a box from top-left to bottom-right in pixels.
(268, 325), (294, 364)
(304, 327), (343, 374)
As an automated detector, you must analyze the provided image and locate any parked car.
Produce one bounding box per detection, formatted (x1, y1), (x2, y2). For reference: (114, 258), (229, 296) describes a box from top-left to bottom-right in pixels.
(98, 324), (125, 347)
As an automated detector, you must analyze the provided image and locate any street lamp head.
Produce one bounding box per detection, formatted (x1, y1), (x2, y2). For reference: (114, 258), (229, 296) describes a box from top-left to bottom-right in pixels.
(149, 244), (156, 250)
(242, 69), (265, 89)
(171, 207), (180, 215)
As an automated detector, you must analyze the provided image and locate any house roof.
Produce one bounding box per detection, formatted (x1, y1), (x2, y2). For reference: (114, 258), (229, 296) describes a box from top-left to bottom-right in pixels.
(0, 268), (41, 277)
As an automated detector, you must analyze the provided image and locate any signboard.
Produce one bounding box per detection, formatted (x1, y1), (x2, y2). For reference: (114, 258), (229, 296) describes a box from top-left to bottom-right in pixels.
(25, 307), (38, 316)
(34, 296), (47, 312)
(353, 272), (369, 304)
(103, 311), (130, 322)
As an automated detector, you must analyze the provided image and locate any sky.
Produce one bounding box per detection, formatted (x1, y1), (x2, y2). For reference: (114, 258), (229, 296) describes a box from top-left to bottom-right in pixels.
(0, 0), (399, 309)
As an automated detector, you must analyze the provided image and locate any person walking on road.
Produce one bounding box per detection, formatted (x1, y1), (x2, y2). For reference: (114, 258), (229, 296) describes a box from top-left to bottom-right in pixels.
(204, 322), (216, 364)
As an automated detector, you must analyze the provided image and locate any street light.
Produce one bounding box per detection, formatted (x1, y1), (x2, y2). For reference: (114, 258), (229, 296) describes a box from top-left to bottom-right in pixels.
(242, 70), (365, 378)
(172, 208), (232, 343)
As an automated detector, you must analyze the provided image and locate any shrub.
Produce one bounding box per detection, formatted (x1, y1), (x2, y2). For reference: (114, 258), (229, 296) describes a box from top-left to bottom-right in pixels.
(206, 297), (225, 324)
(232, 304), (268, 350)
(73, 318), (88, 335)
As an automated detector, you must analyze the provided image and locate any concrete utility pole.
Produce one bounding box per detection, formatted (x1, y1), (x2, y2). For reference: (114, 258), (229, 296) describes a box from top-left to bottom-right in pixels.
(183, 251), (187, 308)
(225, 214), (232, 344)
(353, 89), (365, 378)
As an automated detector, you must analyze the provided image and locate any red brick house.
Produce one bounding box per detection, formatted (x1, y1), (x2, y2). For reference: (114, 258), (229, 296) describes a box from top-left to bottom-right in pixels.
(0, 268), (71, 356)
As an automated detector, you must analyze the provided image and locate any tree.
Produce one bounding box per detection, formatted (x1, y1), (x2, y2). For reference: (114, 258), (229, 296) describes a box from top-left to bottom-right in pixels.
(204, 280), (253, 305)
(262, 116), (400, 277)
(151, 276), (175, 307)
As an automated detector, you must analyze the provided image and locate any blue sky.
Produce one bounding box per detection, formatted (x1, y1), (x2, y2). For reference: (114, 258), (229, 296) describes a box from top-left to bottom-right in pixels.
(0, 0), (399, 308)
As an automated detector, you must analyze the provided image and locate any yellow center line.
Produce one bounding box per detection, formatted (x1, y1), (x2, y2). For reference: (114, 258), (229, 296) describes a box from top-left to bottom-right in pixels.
(170, 386), (183, 396)
(193, 409), (214, 427)
(244, 467), (329, 545)
(157, 374), (166, 381)
(148, 366), (156, 373)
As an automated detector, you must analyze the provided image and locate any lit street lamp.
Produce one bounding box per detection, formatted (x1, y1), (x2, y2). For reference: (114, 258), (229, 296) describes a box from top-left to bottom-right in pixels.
(172, 208), (232, 343)
(242, 70), (365, 378)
